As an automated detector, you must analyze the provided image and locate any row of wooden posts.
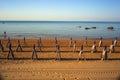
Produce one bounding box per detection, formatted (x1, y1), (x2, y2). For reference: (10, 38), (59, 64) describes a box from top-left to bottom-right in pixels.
(0, 37), (118, 60)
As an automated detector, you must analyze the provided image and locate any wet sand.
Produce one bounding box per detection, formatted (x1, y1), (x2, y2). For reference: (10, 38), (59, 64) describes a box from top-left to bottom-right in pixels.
(0, 38), (120, 80)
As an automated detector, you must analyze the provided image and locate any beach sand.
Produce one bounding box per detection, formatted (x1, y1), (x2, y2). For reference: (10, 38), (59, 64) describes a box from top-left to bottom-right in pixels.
(0, 38), (120, 80)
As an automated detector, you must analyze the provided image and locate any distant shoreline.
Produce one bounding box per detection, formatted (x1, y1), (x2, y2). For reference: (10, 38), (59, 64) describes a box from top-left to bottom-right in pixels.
(0, 20), (120, 23)
(0, 36), (119, 40)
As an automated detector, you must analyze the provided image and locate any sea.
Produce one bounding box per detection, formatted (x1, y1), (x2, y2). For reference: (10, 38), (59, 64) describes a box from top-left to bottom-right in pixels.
(0, 21), (120, 39)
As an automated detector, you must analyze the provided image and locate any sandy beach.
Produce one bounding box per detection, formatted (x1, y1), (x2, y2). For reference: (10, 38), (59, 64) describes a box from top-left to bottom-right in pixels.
(0, 38), (120, 80)
(1, 0), (120, 79)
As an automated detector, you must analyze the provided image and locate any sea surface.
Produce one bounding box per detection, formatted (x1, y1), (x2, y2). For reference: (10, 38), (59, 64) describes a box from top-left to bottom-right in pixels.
(0, 21), (120, 39)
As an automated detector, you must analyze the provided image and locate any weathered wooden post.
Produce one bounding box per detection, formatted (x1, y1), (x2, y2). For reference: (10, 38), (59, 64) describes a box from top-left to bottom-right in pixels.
(55, 43), (61, 60)
(16, 40), (22, 52)
(78, 45), (84, 60)
(32, 44), (38, 60)
(23, 37), (26, 45)
(0, 40), (4, 52)
(38, 37), (42, 51)
(101, 46), (108, 60)
(91, 40), (97, 53)
(69, 37), (72, 47)
(6, 37), (11, 47)
(55, 37), (58, 44)
(109, 41), (115, 53)
(7, 43), (14, 59)
(73, 40), (76, 52)
(99, 36), (103, 47)
(4, 31), (7, 39)
(114, 37), (117, 46)
(84, 36), (88, 46)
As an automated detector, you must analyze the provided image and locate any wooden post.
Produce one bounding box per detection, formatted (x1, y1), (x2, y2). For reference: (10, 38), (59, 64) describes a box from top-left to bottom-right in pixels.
(113, 37), (117, 46)
(16, 40), (22, 52)
(6, 37), (11, 47)
(91, 41), (97, 53)
(0, 40), (4, 52)
(55, 43), (61, 60)
(99, 36), (103, 47)
(84, 36), (88, 46)
(55, 37), (58, 44)
(32, 44), (38, 60)
(38, 37), (42, 51)
(7, 43), (14, 59)
(73, 40), (76, 52)
(78, 45), (84, 60)
(101, 46), (107, 60)
(69, 37), (72, 47)
(109, 41), (115, 53)
(23, 37), (26, 45)
(4, 31), (7, 39)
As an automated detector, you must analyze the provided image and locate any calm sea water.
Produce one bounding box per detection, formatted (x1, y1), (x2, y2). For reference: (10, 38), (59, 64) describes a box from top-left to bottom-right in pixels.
(0, 21), (120, 39)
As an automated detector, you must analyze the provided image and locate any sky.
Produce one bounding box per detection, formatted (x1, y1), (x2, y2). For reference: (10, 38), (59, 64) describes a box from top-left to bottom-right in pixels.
(0, 0), (120, 21)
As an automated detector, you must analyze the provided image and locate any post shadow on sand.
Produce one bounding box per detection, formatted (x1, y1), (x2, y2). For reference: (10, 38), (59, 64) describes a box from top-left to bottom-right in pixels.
(0, 36), (120, 60)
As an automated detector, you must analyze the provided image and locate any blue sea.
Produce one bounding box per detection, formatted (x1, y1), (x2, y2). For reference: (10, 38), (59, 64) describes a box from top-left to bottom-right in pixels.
(0, 21), (120, 39)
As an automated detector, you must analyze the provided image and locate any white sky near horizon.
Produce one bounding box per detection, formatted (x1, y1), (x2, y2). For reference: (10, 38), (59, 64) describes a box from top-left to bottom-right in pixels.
(0, 0), (120, 21)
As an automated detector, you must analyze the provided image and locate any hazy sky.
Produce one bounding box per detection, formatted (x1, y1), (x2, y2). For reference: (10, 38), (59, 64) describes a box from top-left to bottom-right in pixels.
(0, 0), (120, 21)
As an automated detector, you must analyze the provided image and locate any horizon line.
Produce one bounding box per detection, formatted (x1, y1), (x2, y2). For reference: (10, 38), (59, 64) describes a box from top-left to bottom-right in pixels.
(0, 20), (120, 22)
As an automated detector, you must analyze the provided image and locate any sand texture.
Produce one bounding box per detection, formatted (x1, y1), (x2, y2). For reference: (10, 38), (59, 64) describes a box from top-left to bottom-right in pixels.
(0, 38), (120, 80)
